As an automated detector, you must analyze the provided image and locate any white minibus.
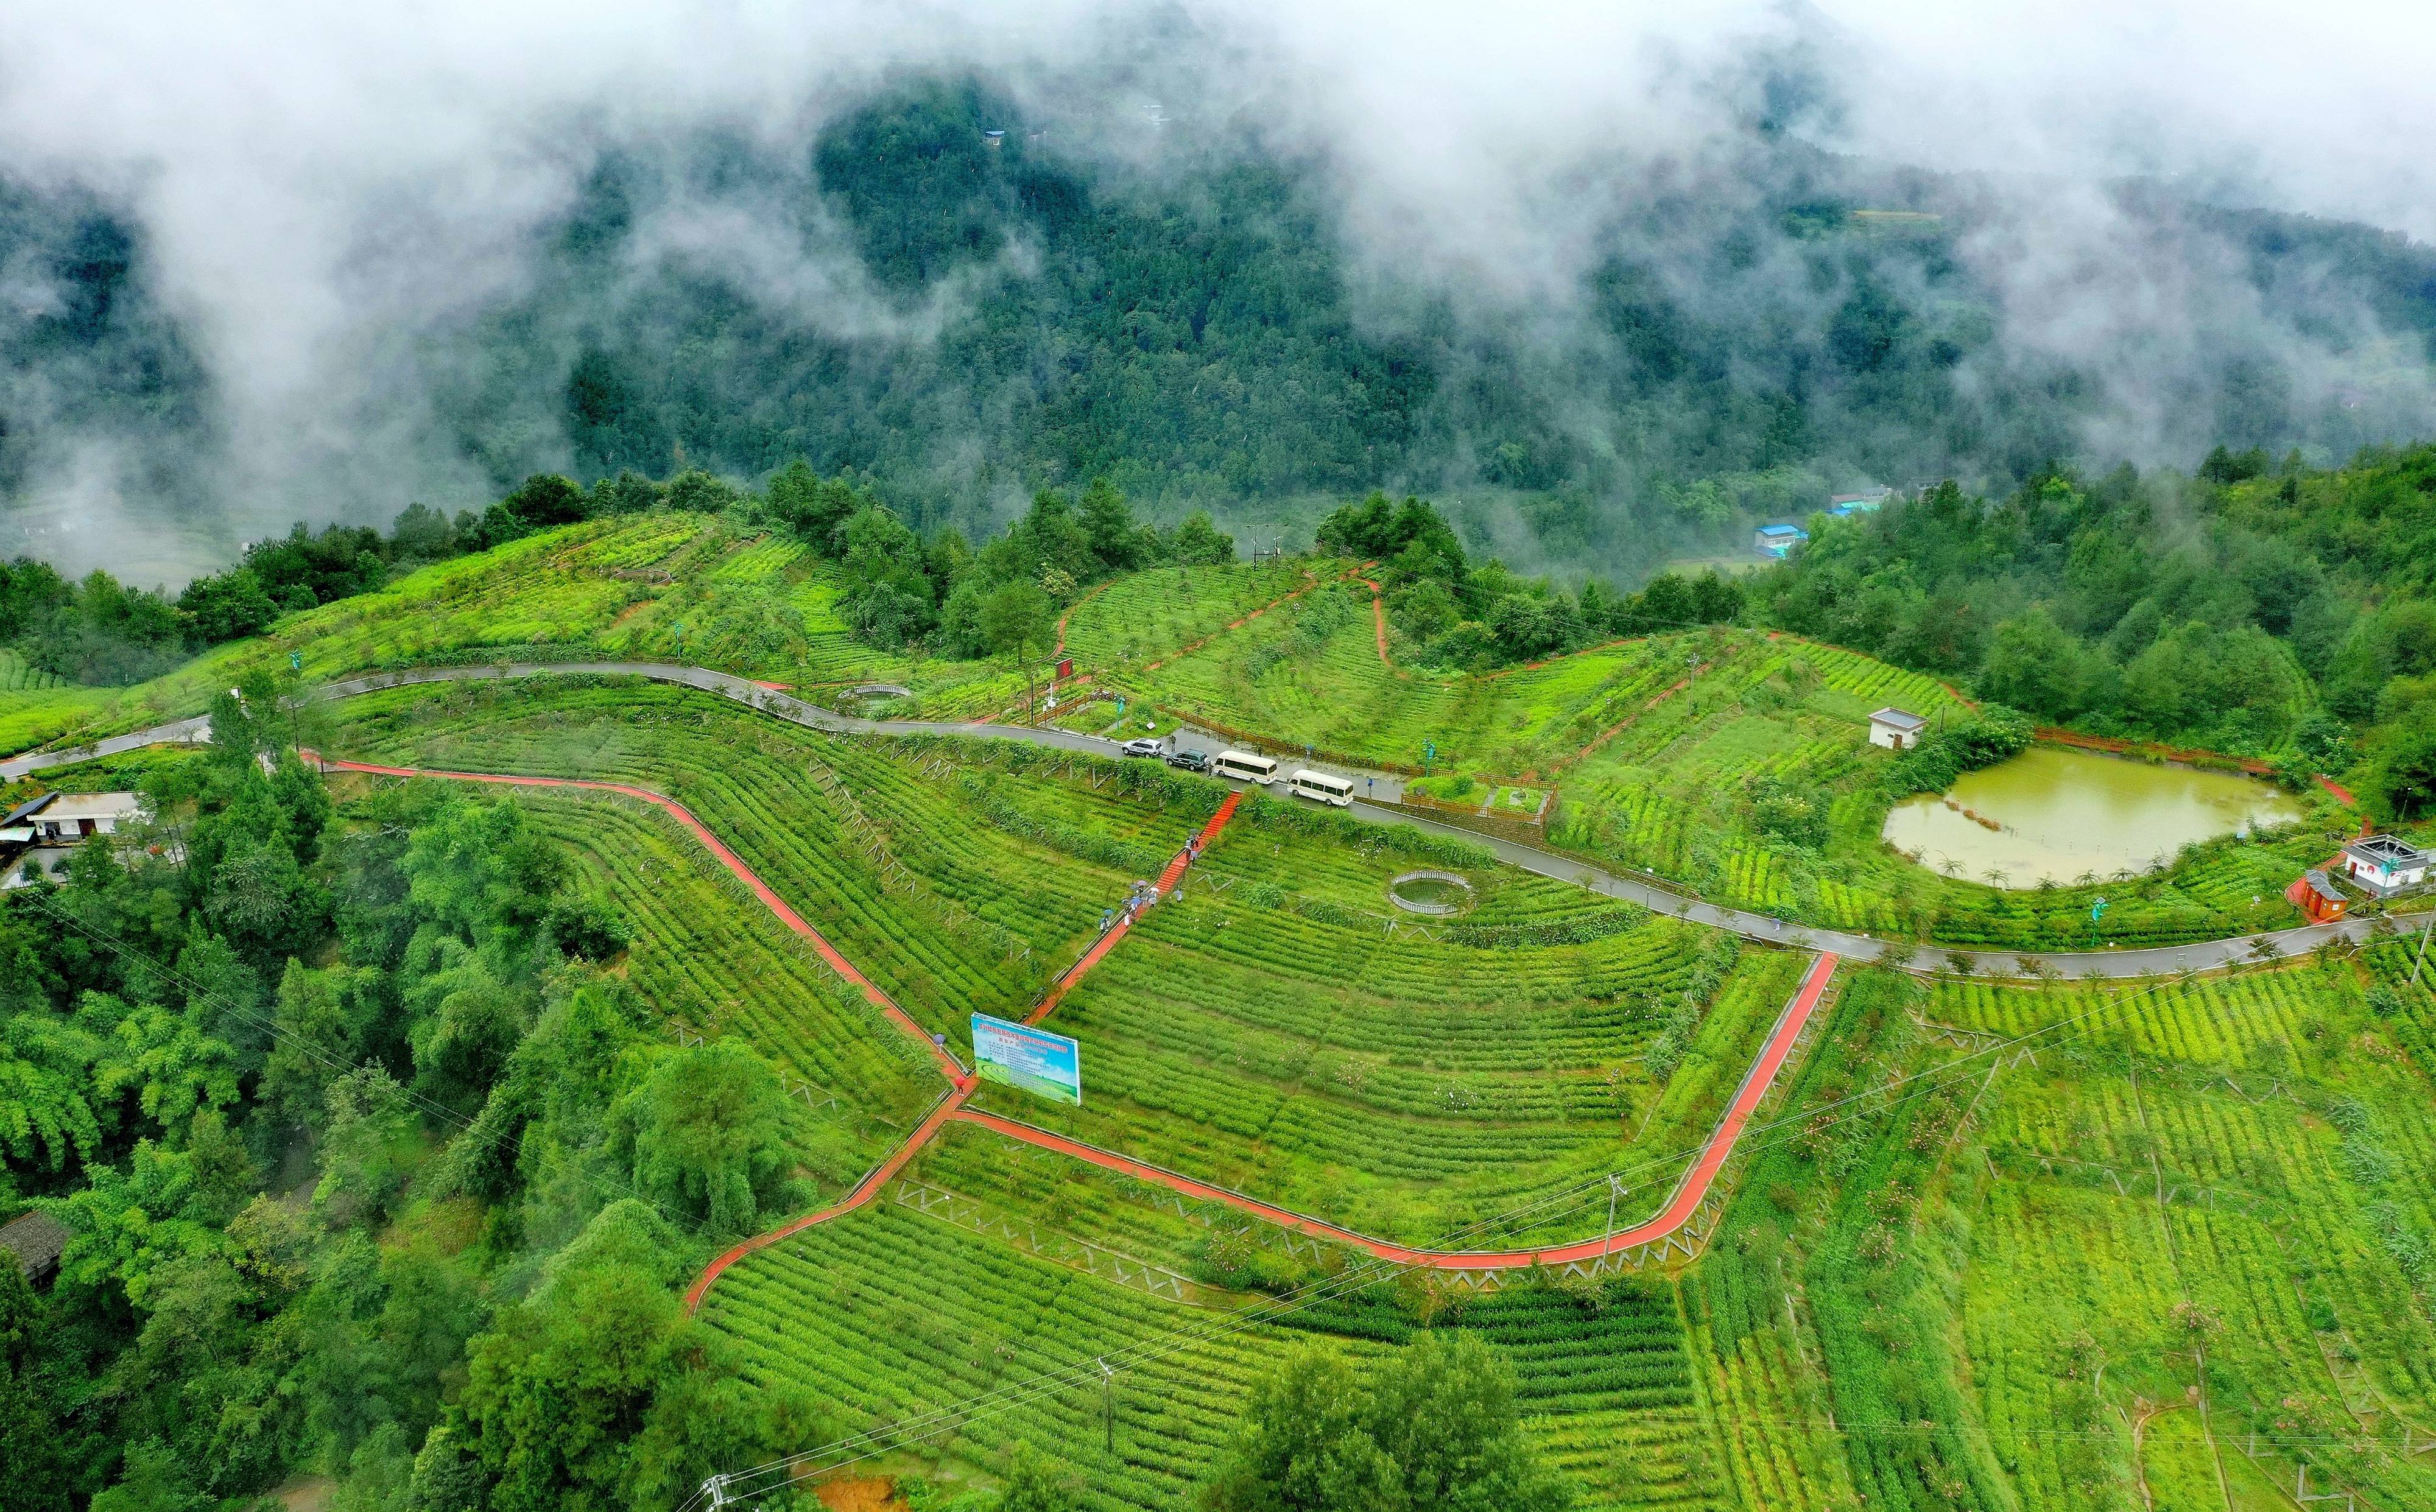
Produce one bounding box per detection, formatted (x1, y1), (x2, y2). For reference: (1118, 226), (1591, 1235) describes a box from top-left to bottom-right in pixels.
(1213, 750), (1279, 785)
(1289, 768), (1354, 807)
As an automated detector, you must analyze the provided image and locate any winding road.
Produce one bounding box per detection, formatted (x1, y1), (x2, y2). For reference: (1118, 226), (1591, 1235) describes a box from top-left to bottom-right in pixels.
(5, 658), (2393, 979)
(9, 656), (2385, 1305)
(300, 751), (1835, 1299)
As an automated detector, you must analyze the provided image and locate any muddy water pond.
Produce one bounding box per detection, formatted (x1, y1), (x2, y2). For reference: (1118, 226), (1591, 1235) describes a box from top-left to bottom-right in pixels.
(1881, 745), (2306, 888)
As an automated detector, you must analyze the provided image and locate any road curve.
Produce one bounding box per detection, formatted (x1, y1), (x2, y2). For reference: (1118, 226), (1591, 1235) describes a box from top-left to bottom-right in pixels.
(308, 749), (1843, 1288)
(3, 657), (2398, 977)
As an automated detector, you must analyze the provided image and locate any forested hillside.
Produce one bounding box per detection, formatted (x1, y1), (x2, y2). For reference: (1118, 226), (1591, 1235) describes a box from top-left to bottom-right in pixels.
(7, 76), (2436, 578)
(1748, 443), (2436, 818)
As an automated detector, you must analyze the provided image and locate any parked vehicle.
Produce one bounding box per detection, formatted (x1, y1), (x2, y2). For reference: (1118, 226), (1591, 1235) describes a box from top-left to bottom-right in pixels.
(1165, 748), (1211, 772)
(1213, 750), (1280, 785)
(1121, 737), (1163, 758)
(1288, 768), (1354, 807)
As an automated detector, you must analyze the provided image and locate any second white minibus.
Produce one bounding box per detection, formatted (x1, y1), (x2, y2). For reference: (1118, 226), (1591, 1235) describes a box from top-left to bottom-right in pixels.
(1289, 768), (1354, 807)
(1213, 750), (1279, 785)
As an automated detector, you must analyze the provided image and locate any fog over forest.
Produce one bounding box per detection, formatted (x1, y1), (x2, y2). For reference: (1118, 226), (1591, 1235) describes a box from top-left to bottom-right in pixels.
(4, 0), (2435, 583)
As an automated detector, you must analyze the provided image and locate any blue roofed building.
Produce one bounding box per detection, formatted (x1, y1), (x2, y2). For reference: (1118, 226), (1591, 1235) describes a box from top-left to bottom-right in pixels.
(1753, 524), (1809, 558)
(1829, 485), (1893, 517)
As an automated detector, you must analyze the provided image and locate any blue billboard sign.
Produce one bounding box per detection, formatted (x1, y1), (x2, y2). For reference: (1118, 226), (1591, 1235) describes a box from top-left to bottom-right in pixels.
(970, 1014), (1083, 1106)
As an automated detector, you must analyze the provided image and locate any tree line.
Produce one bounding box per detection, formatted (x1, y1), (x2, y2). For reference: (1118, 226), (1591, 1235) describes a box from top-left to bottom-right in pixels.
(1746, 445), (2436, 820)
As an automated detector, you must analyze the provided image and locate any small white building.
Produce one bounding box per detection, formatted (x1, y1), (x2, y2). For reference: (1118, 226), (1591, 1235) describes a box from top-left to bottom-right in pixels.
(2340, 834), (2431, 896)
(1868, 708), (1928, 750)
(1, 792), (145, 845)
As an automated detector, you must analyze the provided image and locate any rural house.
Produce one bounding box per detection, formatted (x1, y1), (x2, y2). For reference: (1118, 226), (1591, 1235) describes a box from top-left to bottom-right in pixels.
(0, 1209), (69, 1285)
(1753, 524), (1808, 558)
(1, 790), (144, 844)
(1, 790), (147, 890)
(1868, 708), (1928, 750)
(2340, 834), (2431, 896)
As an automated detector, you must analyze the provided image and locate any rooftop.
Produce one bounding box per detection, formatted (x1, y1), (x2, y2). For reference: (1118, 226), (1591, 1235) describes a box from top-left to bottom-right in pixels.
(2300, 869), (2345, 905)
(1, 1209), (69, 1281)
(2345, 833), (2430, 865)
(1869, 707), (1929, 731)
(41, 792), (144, 822)
(1, 793), (54, 828)
(1756, 524), (1807, 538)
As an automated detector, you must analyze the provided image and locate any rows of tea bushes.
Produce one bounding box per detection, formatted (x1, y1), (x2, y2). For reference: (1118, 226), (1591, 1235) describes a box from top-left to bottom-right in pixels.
(1133, 598), (1705, 778)
(1059, 560), (1318, 671)
(518, 790), (937, 1158)
(700, 1205), (1347, 1512)
(1288, 1278), (1729, 1510)
(326, 678), (1157, 1035)
(973, 843), (1801, 1246)
(1686, 960), (2436, 1510)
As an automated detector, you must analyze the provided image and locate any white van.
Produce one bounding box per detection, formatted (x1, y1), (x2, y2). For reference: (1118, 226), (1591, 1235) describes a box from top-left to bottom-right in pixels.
(1213, 750), (1279, 785)
(1289, 768), (1354, 807)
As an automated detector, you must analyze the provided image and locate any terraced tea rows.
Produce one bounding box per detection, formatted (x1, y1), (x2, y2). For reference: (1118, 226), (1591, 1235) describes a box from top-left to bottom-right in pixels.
(976, 829), (1794, 1245)
(516, 790), (939, 1171)
(327, 678), (1183, 1039)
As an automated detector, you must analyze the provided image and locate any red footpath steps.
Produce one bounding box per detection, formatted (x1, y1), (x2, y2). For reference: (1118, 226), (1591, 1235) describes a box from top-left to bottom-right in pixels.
(1027, 791), (1240, 1025)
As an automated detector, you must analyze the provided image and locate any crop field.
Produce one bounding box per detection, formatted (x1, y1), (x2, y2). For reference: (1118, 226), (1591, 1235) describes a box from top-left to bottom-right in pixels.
(1127, 583), (1731, 777)
(707, 1118), (1741, 1512)
(1681, 957), (2436, 1512)
(510, 788), (942, 1173)
(323, 677), (1219, 1041)
(1549, 639), (2350, 949)
(968, 789), (1804, 1247)
(1057, 560), (1322, 671)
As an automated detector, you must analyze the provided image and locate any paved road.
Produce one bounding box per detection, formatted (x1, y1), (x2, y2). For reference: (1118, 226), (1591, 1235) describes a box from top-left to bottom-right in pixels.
(4, 658), (2405, 977)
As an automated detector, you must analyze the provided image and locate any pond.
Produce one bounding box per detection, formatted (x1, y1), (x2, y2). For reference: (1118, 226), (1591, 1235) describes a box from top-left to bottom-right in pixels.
(1387, 870), (1475, 915)
(1881, 745), (2308, 888)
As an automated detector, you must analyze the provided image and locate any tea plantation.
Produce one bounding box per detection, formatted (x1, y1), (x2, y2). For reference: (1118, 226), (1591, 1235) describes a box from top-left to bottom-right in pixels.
(9, 523), (2434, 1511)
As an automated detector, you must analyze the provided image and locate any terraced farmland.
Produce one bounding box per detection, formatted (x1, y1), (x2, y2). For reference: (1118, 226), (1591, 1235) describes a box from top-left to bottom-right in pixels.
(325, 676), (1202, 1040)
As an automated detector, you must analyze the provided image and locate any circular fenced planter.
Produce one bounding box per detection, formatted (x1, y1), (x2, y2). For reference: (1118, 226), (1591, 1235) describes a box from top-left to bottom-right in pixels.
(1388, 870), (1474, 916)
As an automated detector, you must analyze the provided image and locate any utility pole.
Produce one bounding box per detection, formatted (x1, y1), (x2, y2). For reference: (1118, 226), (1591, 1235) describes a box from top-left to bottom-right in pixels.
(701, 1474), (730, 1511)
(1604, 1175), (1628, 1248)
(2411, 909), (2435, 986)
(1099, 1357), (1118, 1454)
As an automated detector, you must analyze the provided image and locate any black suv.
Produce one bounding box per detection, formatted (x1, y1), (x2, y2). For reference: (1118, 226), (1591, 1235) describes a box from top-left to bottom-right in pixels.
(1165, 748), (1210, 772)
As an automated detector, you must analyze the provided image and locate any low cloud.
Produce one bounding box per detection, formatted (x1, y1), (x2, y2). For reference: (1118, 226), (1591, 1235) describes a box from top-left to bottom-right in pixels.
(0, 1), (2430, 577)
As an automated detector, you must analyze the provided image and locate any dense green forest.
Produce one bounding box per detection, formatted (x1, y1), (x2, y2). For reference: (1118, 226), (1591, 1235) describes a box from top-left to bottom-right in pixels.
(1748, 443), (2436, 818)
(0, 687), (826, 1511)
(7, 77), (2436, 578)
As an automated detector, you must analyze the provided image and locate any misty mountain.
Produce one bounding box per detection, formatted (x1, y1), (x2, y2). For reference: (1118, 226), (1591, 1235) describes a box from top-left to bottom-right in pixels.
(4, 74), (2435, 581)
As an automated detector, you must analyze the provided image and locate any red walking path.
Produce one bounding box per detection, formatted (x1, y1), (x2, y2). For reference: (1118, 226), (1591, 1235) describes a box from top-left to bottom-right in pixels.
(959, 953), (1840, 1269)
(321, 754), (1836, 1299)
(314, 758), (965, 1084)
(1027, 792), (1241, 1025)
